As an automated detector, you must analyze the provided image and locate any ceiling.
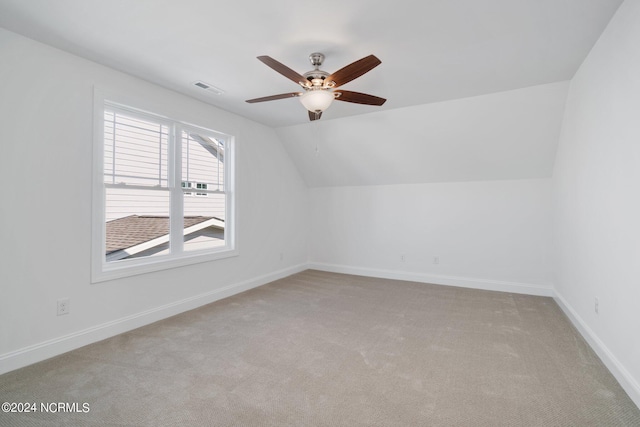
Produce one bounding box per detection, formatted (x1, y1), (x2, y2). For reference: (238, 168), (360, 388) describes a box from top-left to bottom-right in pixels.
(0, 0), (624, 128)
(277, 81), (570, 187)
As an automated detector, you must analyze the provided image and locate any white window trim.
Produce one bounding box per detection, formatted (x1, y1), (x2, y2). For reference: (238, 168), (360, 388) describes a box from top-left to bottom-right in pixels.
(91, 87), (237, 283)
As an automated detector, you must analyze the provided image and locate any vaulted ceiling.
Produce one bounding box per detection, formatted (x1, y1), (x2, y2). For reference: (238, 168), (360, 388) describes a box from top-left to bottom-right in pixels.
(0, 0), (624, 186)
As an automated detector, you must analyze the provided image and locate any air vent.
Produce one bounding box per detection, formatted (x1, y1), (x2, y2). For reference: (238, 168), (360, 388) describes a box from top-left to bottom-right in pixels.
(193, 81), (224, 95)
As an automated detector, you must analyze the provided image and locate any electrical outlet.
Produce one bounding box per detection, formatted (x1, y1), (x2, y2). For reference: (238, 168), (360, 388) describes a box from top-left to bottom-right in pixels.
(279, 252), (284, 261)
(57, 298), (70, 316)
(594, 297), (599, 314)
(433, 256), (439, 265)
(400, 254), (405, 262)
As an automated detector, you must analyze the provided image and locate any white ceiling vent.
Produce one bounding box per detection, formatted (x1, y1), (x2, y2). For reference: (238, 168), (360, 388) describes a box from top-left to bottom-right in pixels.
(193, 81), (225, 95)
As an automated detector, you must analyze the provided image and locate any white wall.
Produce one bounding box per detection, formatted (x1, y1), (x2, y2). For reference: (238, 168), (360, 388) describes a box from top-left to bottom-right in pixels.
(552, 0), (640, 405)
(0, 28), (308, 373)
(277, 81), (569, 187)
(289, 77), (564, 299)
(310, 179), (553, 295)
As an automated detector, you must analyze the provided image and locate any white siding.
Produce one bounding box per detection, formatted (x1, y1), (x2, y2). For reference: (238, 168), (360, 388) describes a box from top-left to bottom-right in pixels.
(181, 131), (225, 220)
(105, 188), (169, 222)
(182, 132), (224, 191)
(183, 194), (225, 220)
(104, 111), (226, 223)
(104, 111), (169, 187)
(105, 189), (225, 222)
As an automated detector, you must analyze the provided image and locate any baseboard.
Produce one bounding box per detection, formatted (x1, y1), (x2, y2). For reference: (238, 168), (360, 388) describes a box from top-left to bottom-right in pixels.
(554, 291), (640, 409)
(0, 263), (307, 375)
(309, 262), (554, 297)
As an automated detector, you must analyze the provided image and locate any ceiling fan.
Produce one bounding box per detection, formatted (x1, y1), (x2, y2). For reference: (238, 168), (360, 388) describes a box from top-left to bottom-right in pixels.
(246, 52), (386, 121)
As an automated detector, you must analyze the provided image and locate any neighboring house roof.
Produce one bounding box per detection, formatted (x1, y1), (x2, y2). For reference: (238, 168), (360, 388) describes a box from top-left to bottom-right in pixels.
(106, 215), (224, 261)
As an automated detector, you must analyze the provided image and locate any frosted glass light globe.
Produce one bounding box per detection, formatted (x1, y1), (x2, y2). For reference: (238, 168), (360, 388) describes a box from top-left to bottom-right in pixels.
(300, 90), (334, 112)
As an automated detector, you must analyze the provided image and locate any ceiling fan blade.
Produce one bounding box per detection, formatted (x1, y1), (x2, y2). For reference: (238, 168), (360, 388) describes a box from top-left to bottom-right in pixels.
(326, 55), (382, 88)
(308, 110), (322, 121)
(335, 90), (386, 106)
(257, 56), (307, 86)
(245, 92), (302, 103)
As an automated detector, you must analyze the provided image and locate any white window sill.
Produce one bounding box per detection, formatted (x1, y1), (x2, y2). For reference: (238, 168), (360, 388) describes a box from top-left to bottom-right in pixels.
(92, 248), (239, 283)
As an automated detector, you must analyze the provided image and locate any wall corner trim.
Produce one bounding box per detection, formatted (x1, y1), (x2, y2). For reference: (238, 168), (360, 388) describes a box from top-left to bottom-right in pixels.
(554, 291), (640, 409)
(0, 263), (308, 375)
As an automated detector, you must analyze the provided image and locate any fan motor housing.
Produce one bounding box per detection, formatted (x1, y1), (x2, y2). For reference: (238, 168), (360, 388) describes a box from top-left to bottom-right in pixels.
(303, 69), (330, 87)
(302, 52), (335, 88)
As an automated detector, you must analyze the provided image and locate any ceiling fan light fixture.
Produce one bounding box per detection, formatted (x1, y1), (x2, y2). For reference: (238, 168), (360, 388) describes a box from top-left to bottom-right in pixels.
(247, 53), (385, 121)
(300, 89), (334, 113)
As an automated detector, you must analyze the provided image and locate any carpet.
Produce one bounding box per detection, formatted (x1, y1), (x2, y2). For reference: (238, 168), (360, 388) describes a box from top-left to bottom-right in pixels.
(1, 270), (639, 426)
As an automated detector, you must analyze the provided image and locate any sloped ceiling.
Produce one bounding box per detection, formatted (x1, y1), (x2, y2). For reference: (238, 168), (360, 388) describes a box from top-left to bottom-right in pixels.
(277, 81), (570, 187)
(0, 0), (622, 186)
(0, 0), (622, 128)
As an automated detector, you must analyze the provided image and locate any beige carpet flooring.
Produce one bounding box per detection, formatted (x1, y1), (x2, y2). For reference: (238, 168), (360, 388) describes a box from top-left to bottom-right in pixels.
(1, 270), (639, 426)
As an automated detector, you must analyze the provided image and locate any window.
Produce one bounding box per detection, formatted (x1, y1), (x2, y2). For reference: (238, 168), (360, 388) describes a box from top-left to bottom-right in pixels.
(92, 98), (235, 282)
(182, 181), (209, 197)
(182, 181), (193, 196)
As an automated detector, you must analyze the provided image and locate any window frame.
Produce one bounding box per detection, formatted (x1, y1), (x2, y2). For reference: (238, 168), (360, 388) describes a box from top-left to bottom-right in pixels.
(91, 88), (237, 283)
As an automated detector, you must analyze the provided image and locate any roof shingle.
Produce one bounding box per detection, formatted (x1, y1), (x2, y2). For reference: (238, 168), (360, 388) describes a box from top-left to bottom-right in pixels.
(106, 215), (213, 255)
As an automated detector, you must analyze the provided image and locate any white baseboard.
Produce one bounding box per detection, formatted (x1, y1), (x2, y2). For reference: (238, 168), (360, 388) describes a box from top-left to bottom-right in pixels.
(554, 291), (640, 409)
(308, 262), (554, 297)
(0, 263), (307, 375)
